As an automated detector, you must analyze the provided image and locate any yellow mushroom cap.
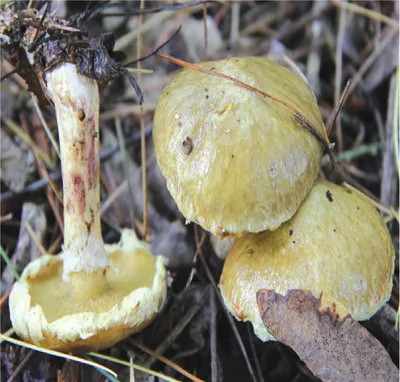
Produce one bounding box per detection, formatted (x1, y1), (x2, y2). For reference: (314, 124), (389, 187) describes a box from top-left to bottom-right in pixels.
(219, 180), (395, 341)
(153, 57), (325, 238)
(9, 230), (167, 353)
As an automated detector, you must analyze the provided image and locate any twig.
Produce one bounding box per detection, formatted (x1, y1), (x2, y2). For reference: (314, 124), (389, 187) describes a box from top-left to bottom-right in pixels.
(89, 352), (181, 382)
(322, 141), (382, 165)
(393, 66), (399, 176)
(0, 112), (54, 168)
(229, 2), (240, 55)
(194, 227), (258, 382)
(203, 2), (208, 54)
(115, 118), (135, 229)
(100, 104), (155, 121)
(0, 288), (12, 309)
(334, 4), (347, 152)
(31, 94), (60, 159)
(25, 222), (47, 256)
(137, 0), (148, 240)
(306, 1), (325, 97)
(213, 2), (230, 25)
(100, 180), (128, 216)
(142, 305), (201, 368)
(0, 335), (118, 378)
(129, 353), (135, 382)
(345, 27), (398, 104)
(181, 233), (207, 295)
(343, 183), (395, 216)
(332, 0), (400, 27)
(38, 162), (63, 204)
(326, 80), (351, 137)
(134, 342), (204, 382)
(47, 234), (62, 255)
(380, 72), (398, 222)
(274, 2), (332, 42)
(210, 286), (218, 382)
(6, 350), (35, 382)
(246, 324), (265, 382)
(0, 68), (18, 83)
(100, 163), (125, 223)
(125, 68), (153, 74)
(281, 55), (308, 83)
(20, 116), (64, 233)
(0, 246), (20, 281)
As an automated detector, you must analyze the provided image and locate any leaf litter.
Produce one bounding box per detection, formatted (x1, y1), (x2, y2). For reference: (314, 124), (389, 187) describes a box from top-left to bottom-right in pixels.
(1, 1), (398, 381)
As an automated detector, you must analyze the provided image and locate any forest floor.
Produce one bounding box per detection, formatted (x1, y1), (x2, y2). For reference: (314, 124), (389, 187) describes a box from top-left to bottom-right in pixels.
(1, 1), (399, 381)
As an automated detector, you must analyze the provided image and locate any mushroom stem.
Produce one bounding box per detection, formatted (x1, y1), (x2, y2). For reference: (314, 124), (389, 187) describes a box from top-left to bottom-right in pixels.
(45, 63), (110, 279)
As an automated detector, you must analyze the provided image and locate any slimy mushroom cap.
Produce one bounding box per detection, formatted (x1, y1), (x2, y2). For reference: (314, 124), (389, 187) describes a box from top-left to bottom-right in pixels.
(219, 180), (395, 341)
(153, 57), (325, 238)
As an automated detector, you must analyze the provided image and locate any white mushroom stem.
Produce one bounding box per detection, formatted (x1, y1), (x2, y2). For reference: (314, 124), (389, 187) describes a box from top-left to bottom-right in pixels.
(45, 63), (110, 279)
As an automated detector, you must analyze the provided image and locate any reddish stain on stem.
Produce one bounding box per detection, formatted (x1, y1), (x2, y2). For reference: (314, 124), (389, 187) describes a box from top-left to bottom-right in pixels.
(86, 117), (97, 189)
(72, 173), (86, 214)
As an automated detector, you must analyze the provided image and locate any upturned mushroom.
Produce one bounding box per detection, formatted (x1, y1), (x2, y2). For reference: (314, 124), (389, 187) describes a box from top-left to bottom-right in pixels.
(153, 57), (327, 238)
(5, 30), (167, 352)
(219, 180), (395, 341)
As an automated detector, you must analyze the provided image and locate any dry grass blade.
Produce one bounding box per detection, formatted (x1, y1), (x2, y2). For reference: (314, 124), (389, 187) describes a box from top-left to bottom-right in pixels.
(332, 0), (400, 27)
(134, 342), (205, 382)
(0, 335), (118, 378)
(393, 66), (399, 175)
(137, 0), (148, 240)
(115, 118), (135, 229)
(326, 80), (351, 137)
(334, 4), (347, 152)
(0, 288), (12, 309)
(100, 180), (128, 216)
(0, 246), (20, 281)
(6, 350), (34, 382)
(89, 352), (181, 382)
(203, 2), (208, 53)
(181, 232), (207, 293)
(345, 27), (398, 103)
(210, 287), (218, 382)
(193, 228), (258, 382)
(38, 163), (63, 205)
(0, 113), (54, 168)
(22, 129), (64, 232)
(343, 183), (396, 218)
(24, 222), (47, 256)
(229, 2), (240, 55)
(142, 305), (201, 368)
(31, 94), (60, 159)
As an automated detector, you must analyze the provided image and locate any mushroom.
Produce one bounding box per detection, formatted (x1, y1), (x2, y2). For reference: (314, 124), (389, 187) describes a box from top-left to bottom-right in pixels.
(153, 57), (326, 238)
(219, 180), (395, 341)
(8, 62), (167, 352)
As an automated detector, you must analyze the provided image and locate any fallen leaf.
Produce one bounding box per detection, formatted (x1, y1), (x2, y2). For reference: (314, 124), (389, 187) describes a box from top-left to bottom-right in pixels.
(0, 129), (34, 193)
(257, 289), (398, 382)
(1, 202), (46, 293)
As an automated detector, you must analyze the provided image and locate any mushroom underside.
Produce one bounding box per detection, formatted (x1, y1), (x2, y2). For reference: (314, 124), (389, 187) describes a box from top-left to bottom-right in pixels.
(10, 230), (167, 352)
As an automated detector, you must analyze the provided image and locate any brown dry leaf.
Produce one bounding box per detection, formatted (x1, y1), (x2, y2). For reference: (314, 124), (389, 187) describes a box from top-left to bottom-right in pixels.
(256, 289), (399, 382)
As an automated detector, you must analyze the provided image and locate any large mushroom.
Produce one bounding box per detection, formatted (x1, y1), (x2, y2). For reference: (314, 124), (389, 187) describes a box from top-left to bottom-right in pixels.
(219, 180), (395, 342)
(4, 11), (167, 352)
(153, 57), (326, 238)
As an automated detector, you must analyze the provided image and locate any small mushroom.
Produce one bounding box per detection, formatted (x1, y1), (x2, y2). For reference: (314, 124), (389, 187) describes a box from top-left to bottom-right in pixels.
(219, 180), (394, 341)
(9, 63), (167, 352)
(153, 57), (326, 238)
